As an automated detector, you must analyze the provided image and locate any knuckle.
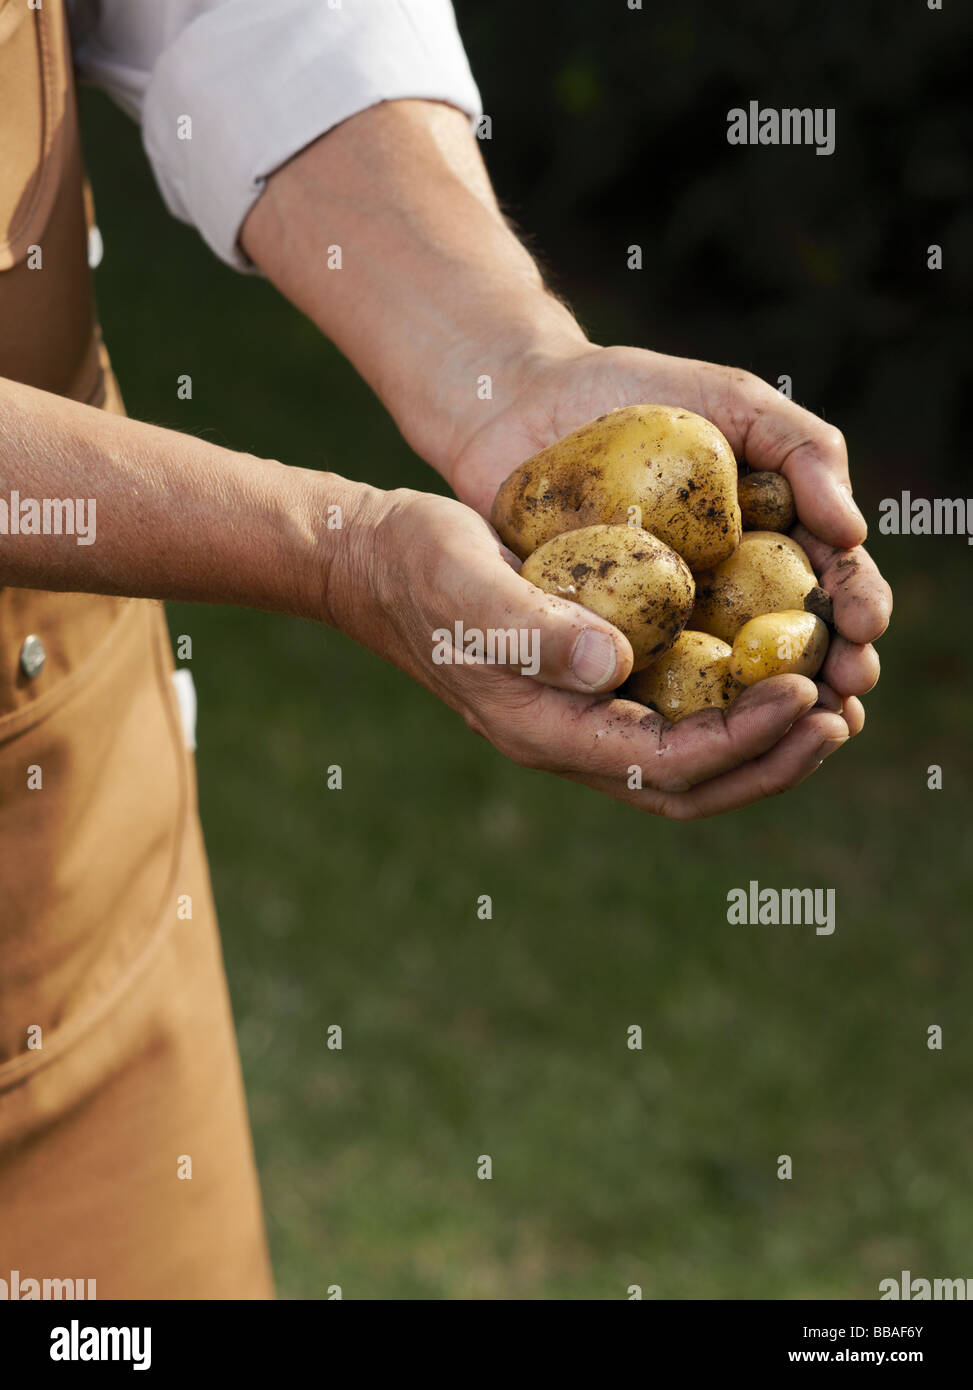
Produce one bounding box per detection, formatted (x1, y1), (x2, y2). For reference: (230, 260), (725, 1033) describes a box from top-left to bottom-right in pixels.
(738, 368), (768, 398)
(712, 366), (764, 435)
(818, 423), (847, 459)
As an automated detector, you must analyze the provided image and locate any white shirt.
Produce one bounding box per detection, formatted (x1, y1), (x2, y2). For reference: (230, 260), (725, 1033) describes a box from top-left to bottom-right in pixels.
(67, 0), (482, 271)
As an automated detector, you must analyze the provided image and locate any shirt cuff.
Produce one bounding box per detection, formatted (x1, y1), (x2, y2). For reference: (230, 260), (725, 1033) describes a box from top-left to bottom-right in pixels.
(139, 0), (482, 271)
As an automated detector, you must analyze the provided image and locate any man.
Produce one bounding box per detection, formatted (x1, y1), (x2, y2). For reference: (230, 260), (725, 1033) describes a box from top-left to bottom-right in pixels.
(0, 0), (889, 1298)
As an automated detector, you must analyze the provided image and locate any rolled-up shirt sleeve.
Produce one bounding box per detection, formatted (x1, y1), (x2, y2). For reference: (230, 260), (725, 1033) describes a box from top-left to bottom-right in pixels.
(70, 0), (482, 271)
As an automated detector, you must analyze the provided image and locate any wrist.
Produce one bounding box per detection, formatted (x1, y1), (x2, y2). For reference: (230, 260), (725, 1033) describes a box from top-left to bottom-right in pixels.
(295, 469), (391, 633)
(395, 296), (591, 480)
(241, 97), (592, 492)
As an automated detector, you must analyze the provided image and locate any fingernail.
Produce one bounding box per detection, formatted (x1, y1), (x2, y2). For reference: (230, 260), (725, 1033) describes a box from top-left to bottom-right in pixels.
(571, 629), (617, 690)
(839, 484), (867, 531)
(815, 735), (847, 764)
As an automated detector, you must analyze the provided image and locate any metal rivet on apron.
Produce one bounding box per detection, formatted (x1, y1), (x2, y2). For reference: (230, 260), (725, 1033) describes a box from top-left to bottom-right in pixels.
(19, 634), (46, 679)
(87, 225), (104, 269)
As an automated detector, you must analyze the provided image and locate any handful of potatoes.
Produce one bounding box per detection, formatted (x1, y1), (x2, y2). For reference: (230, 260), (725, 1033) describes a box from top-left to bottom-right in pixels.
(491, 404), (832, 720)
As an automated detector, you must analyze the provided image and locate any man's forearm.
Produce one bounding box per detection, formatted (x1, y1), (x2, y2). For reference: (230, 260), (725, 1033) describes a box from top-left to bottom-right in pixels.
(239, 99), (587, 481)
(0, 376), (374, 624)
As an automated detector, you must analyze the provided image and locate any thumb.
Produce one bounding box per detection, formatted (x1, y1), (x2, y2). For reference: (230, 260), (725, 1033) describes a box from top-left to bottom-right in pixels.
(466, 543), (635, 693)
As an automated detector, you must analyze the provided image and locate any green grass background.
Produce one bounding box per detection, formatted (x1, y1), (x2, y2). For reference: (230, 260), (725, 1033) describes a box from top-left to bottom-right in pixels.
(77, 86), (972, 1300)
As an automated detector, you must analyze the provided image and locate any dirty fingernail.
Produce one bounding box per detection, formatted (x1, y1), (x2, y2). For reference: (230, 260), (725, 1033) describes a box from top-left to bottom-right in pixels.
(571, 629), (617, 690)
(815, 735), (848, 764)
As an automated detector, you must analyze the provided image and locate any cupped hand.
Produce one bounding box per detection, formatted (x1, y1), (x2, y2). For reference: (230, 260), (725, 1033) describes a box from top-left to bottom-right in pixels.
(334, 488), (851, 820)
(449, 343), (892, 735)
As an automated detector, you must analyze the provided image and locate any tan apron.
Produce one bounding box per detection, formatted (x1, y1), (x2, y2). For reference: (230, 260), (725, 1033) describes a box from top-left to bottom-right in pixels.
(0, 0), (273, 1298)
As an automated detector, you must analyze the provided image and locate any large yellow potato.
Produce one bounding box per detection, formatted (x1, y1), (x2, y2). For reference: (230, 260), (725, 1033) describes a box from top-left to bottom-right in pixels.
(628, 630), (743, 721)
(491, 404), (742, 570)
(730, 611), (829, 685)
(519, 523), (695, 671)
(691, 532), (816, 643)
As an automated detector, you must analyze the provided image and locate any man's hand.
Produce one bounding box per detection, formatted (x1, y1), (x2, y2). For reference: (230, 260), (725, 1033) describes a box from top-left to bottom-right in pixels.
(331, 488), (849, 820)
(447, 343), (892, 735)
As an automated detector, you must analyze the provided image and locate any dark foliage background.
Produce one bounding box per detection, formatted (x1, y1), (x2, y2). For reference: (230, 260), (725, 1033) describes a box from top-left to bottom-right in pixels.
(456, 0), (972, 491)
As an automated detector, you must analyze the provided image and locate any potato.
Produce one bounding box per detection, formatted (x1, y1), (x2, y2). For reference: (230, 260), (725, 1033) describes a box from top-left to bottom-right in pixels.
(737, 471), (796, 532)
(691, 532), (816, 643)
(730, 611), (829, 685)
(491, 404), (742, 570)
(628, 631), (743, 721)
(519, 523), (695, 671)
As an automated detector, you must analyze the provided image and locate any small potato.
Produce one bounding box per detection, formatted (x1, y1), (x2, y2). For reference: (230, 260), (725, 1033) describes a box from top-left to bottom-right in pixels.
(519, 523), (694, 671)
(691, 531), (817, 643)
(628, 630), (743, 721)
(491, 404), (742, 570)
(730, 611), (830, 686)
(737, 471), (796, 532)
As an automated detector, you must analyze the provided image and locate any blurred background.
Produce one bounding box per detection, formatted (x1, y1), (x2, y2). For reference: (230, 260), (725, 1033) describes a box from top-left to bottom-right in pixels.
(78, 0), (972, 1298)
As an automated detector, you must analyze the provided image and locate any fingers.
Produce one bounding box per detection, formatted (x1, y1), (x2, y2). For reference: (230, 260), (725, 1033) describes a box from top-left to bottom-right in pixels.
(791, 524), (893, 644)
(656, 709), (850, 819)
(558, 706), (849, 819)
(841, 696), (865, 736)
(815, 681), (866, 735)
(634, 675), (819, 790)
(702, 370), (893, 648)
(813, 681), (843, 713)
(821, 636), (880, 697)
(739, 389), (867, 550)
(501, 673), (818, 792)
